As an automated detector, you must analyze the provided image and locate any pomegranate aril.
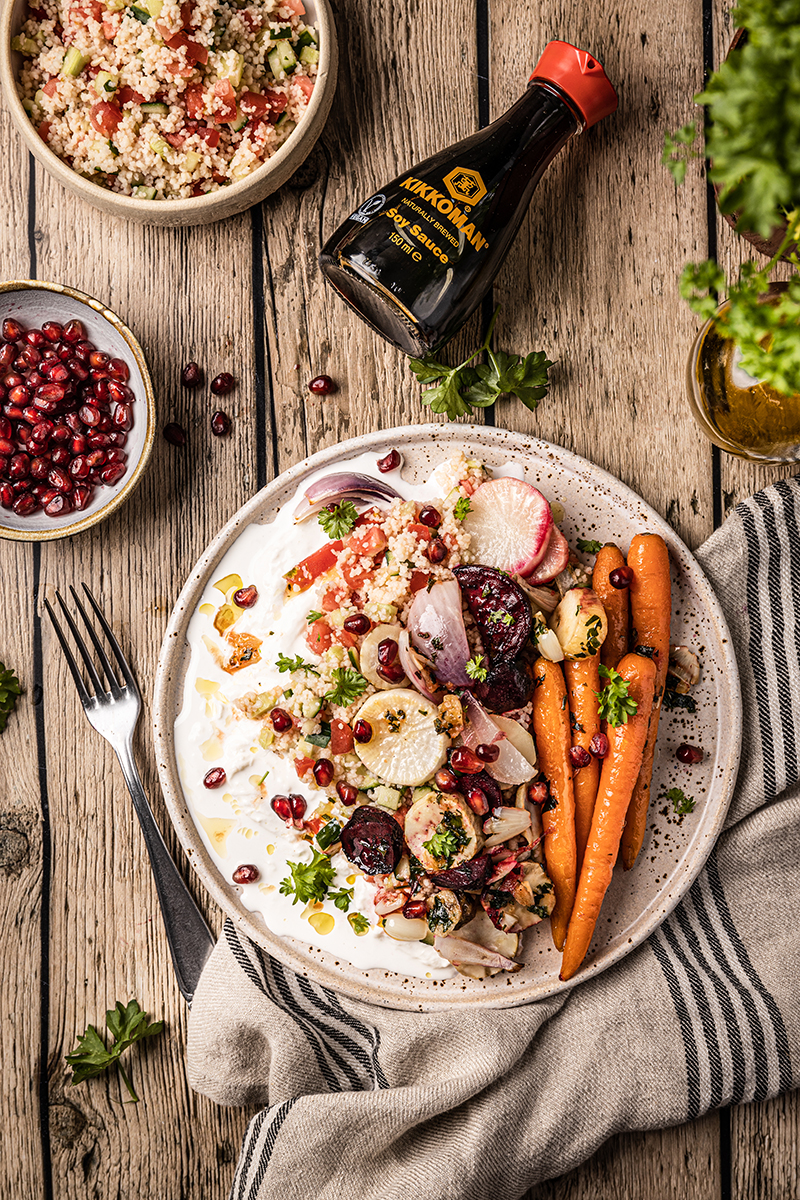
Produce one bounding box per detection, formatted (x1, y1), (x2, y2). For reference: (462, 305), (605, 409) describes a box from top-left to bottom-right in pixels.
(32, 485), (57, 504)
(48, 465), (72, 493)
(336, 781), (358, 806)
(12, 492), (38, 516)
(49, 362), (70, 384)
(10, 479), (29, 494)
(343, 613), (371, 635)
(434, 768), (460, 794)
(233, 584), (258, 608)
(289, 794), (306, 821)
(475, 742), (500, 763)
(87, 432), (112, 448)
(465, 785), (489, 815)
(20, 346), (41, 368)
(377, 448), (401, 473)
(62, 319), (85, 343)
(307, 374), (335, 395)
(96, 414), (113, 433)
(25, 329), (46, 347)
(210, 371), (235, 395)
(30, 455), (51, 480)
(609, 565), (634, 589)
(377, 637), (398, 667)
(51, 423), (71, 442)
(108, 358), (129, 381)
(106, 449), (127, 465)
(30, 421), (53, 443)
(352, 718), (372, 744)
(426, 537), (448, 564)
(22, 406), (40, 425)
(79, 404), (101, 426)
(0, 345), (16, 369)
(36, 382), (66, 403)
(181, 361), (201, 387)
(107, 432), (127, 447)
(0, 482), (14, 508)
(418, 504), (441, 528)
(0, 456), (7, 476)
(113, 402), (133, 431)
(9, 385), (31, 405)
(93, 378), (110, 402)
(232, 864), (260, 885)
(67, 359), (88, 381)
(271, 707), (292, 732)
(163, 422), (186, 446)
(203, 767), (226, 788)
(3, 373), (24, 389)
(0, 438), (13, 456)
(377, 659), (405, 684)
(676, 743), (703, 765)
(107, 380), (133, 403)
(70, 435), (88, 455)
(450, 746), (483, 774)
(44, 493), (72, 517)
(0, 416), (10, 439)
(569, 745), (592, 769)
(3, 406), (24, 421)
(403, 899), (427, 920)
(100, 463), (126, 486)
(9, 452), (30, 479)
(32, 398), (59, 416)
(270, 795), (292, 822)
(42, 321), (63, 343)
(313, 758), (334, 787)
(73, 341), (96, 362)
(2, 318), (24, 342)
(51, 447), (71, 466)
(211, 410), (231, 436)
(71, 484), (93, 510)
(527, 781), (550, 804)
(69, 455), (90, 479)
(589, 732), (609, 759)
(57, 343), (73, 361)
(89, 350), (109, 369)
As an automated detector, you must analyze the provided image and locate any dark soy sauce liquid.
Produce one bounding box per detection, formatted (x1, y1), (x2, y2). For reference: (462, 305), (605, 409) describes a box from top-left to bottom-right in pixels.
(319, 81), (581, 357)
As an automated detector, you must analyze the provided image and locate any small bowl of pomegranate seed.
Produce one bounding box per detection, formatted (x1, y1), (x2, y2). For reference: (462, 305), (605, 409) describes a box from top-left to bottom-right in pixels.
(0, 280), (155, 542)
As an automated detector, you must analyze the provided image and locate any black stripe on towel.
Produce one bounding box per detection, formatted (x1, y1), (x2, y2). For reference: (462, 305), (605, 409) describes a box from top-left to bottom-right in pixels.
(649, 930), (703, 1119)
(245, 1099), (296, 1200)
(660, 917), (726, 1109)
(739, 504), (777, 800)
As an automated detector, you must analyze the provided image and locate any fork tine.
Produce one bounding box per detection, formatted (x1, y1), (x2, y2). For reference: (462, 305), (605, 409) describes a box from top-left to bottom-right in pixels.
(80, 584), (138, 692)
(54, 590), (109, 697)
(44, 597), (92, 705)
(69, 585), (122, 696)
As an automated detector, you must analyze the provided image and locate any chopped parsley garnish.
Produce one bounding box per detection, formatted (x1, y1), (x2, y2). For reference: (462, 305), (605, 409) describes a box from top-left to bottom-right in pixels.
(65, 999), (162, 1103)
(663, 687), (697, 713)
(349, 912), (370, 935)
(318, 500), (358, 540)
(665, 786), (696, 816)
(453, 496), (472, 521)
(582, 613), (603, 657)
(487, 609), (513, 626)
(323, 667), (369, 707)
(128, 4), (151, 21)
(306, 611), (323, 623)
(385, 708), (406, 733)
(576, 538), (603, 555)
(465, 654), (488, 682)
(427, 896), (454, 933)
(0, 662), (22, 734)
(594, 664), (638, 726)
(276, 652), (319, 676)
(423, 811), (468, 866)
(279, 849), (335, 906)
(329, 887), (354, 912)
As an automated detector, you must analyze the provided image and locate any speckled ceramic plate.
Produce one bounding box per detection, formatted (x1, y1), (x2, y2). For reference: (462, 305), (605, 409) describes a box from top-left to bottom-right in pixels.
(152, 424), (741, 1010)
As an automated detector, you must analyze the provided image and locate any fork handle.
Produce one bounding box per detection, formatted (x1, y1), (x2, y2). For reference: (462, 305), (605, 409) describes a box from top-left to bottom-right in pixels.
(116, 741), (216, 1004)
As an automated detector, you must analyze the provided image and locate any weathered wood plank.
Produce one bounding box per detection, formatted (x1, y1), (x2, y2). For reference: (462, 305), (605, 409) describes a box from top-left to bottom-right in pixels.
(0, 93), (48, 1200)
(31, 172), (259, 1196)
(260, 0), (483, 475)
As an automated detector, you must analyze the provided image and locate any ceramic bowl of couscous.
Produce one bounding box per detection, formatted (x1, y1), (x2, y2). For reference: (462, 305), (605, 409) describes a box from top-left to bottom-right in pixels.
(0, 0), (337, 226)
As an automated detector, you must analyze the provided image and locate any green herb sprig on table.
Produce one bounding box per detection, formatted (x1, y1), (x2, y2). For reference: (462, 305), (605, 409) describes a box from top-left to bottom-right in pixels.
(0, 662), (22, 734)
(409, 307), (553, 421)
(66, 1000), (163, 1103)
(594, 664), (638, 726)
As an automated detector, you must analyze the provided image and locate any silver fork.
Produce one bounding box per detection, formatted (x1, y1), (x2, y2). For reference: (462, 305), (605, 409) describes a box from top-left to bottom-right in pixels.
(45, 585), (215, 1004)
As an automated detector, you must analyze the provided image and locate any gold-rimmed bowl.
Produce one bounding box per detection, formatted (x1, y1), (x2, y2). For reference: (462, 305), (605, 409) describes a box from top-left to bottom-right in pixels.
(0, 280), (155, 542)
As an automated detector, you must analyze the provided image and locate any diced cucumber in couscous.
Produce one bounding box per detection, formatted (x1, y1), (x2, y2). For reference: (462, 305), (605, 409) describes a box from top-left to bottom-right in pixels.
(131, 185), (157, 198)
(140, 101), (169, 114)
(217, 50), (245, 87)
(95, 71), (119, 96)
(12, 35), (39, 55)
(62, 48), (89, 76)
(268, 41), (297, 78)
(300, 47), (319, 66)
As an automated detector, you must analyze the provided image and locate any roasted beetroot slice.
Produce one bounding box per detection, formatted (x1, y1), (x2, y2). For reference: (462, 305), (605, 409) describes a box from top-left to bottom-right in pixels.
(429, 854), (491, 891)
(472, 659), (533, 713)
(340, 806), (404, 875)
(454, 565), (532, 661)
(446, 754), (504, 807)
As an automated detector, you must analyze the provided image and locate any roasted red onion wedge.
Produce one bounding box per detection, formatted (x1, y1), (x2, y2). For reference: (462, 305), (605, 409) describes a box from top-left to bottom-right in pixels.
(293, 472), (402, 522)
(433, 933), (520, 972)
(429, 854), (492, 891)
(408, 579), (472, 686)
(398, 629), (443, 702)
(460, 694), (536, 785)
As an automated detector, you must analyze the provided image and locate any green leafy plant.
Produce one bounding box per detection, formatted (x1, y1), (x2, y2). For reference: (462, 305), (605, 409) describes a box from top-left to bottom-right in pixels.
(276, 652), (320, 676)
(465, 654), (488, 682)
(318, 500), (358, 540)
(279, 849), (336, 905)
(409, 307), (553, 420)
(665, 786), (696, 816)
(323, 667), (369, 707)
(594, 665), (638, 726)
(453, 496), (472, 521)
(0, 662), (22, 734)
(664, 0), (800, 396)
(66, 1000), (163, 1102)
(576, 538), (603, 555)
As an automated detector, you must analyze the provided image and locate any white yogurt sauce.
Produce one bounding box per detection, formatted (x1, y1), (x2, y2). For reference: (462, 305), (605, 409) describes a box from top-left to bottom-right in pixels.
(174, 450), (525, 979)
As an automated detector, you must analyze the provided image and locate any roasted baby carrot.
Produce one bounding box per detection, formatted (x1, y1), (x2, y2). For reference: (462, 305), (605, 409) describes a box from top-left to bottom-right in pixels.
(564, 654), (601, 872)
(621, 533), (672, 871)
(560, 654), (656, 981)
(592, 543), (630, 671)
(532, 657), (577, 951)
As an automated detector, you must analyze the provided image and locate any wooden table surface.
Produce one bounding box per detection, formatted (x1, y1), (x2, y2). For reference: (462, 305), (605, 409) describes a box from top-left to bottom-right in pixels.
(1, 0), (798, 1195)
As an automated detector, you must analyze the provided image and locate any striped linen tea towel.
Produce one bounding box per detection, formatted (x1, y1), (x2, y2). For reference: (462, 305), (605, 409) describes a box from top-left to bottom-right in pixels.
(187, 478), (799, 1200)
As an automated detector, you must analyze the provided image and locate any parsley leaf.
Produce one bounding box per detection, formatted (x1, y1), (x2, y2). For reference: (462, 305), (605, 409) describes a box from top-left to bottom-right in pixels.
(276, 652), (319, 676)
(662, 123), (700, 186)
(323, 667), (369, 707)
(423, 811), (468, 866)
(306, 610), (323, 623)
(453, 496), (472, 521)
(665, 786), (696, 816)
(279, 849), (335, 905)
(65, 999), (163, 1102)
(576, 538), (603, 555)
(318, 501), (358, 540)
(409, 306), (553, 421)
(329, 887), (354, 912)
(0, 662), (22, 734)
(349, 912), (370, 935)
(465, 654), (488, 682)
(594, 664), (638, 726)
(487, 608), (512, 626)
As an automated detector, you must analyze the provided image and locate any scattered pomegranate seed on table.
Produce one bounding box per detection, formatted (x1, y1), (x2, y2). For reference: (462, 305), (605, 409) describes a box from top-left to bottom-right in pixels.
(210, 372), (235, 396)
(307, 374), (336, 395)
(377, 448), (402, 473)
(232, 864), (260, 885)
(181, 361), (202, 387)
(676, 743), (703, 764)
(609, 565), (634, 589)
(163, 422), (186, 446)
(211, 410), (231, 436)
(0, 316), (136, 518)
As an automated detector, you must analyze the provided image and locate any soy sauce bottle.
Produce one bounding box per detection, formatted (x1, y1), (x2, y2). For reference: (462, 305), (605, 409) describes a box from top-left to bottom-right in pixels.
(319, 42), (617, 357)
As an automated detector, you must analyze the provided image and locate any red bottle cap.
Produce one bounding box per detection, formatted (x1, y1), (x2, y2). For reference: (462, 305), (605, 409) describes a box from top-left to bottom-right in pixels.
(530, 41), (618, 128)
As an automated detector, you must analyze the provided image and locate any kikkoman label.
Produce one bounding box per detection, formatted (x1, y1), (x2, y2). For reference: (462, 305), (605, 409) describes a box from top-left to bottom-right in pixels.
(396, 174), (489, 253)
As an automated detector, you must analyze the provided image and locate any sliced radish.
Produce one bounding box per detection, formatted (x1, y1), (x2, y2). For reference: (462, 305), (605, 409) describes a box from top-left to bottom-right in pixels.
(463, 478), (552, 575)
(521, 524), (570, 583)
